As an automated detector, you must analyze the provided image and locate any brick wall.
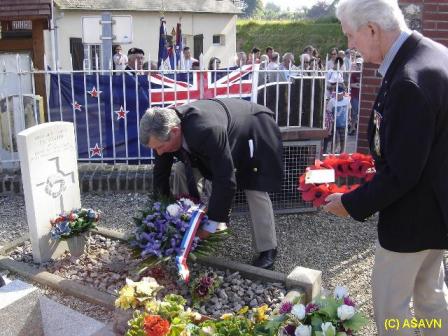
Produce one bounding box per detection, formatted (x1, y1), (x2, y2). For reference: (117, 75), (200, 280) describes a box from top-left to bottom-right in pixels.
(357, 0), (448, 153)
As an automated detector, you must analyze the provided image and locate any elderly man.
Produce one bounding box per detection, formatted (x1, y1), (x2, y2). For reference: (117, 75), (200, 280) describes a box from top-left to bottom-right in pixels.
(139, 98), (283, 269)
(278, 52), (295, 82)
(324, 0), (448, 335)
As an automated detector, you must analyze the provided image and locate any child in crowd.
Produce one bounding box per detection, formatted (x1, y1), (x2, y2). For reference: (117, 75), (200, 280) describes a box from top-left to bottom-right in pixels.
(324, 84), (351, 153)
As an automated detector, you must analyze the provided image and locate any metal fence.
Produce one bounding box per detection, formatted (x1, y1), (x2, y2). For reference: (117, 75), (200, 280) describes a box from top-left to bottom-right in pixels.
(0, 58), (362, 167)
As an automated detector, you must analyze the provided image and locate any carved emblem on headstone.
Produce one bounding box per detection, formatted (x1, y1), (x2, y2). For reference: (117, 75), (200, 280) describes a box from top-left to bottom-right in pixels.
(36, 157), (75, 212)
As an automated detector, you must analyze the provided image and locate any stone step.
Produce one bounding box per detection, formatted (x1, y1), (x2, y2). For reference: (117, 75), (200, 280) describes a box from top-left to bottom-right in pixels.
(0, 279), (109, 336)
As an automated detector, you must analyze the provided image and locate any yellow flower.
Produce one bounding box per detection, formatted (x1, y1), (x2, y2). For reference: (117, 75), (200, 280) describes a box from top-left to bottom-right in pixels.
(115, 285), (136, 309)
(144, 299), (159, 313)
(135, 279), (161, 296)
(220, 313), (234, 320)
(238, 306), (249, 315)
(256, 304), (269, 322)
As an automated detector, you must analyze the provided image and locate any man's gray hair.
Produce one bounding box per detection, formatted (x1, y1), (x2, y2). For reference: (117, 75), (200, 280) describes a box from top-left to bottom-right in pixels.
(139, 107), (181, 146)
(282, 52), (294, 63)
(336, 0), (408, 32)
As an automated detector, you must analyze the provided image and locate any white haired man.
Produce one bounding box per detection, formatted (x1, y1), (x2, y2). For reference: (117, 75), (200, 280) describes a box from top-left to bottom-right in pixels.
(324, 0), (448, 335)
(278, 52), (295, 82)
(139, 98), (283, 269)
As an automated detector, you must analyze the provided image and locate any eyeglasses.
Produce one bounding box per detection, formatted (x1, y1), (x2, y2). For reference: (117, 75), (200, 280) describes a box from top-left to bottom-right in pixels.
(331, 53), (337, 56)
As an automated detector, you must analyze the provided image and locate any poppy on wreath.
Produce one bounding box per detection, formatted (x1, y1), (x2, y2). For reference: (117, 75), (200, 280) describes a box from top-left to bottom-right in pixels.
(298, 153), (375, 207)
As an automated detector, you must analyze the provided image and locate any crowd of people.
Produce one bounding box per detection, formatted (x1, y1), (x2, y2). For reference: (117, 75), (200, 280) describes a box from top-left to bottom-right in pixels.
(112, 42), (363, 154)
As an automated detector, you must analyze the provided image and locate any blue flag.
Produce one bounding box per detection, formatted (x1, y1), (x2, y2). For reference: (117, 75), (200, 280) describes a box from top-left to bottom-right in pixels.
(157, 17), (171, 70)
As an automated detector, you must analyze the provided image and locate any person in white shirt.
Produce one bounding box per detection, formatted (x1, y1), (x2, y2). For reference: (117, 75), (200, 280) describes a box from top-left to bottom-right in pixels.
(278, 52), (295, 82)
(180, 47), (197, 71)
(267, 51), (280, 82)
(113, 45), (128, 71)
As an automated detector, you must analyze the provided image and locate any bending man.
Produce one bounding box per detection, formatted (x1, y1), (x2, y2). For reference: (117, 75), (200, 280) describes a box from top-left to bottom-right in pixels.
(139, 98), (283, 269)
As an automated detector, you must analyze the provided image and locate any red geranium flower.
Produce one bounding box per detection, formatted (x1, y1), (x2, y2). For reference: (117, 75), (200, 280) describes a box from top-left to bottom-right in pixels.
(143, 315), (170, 336)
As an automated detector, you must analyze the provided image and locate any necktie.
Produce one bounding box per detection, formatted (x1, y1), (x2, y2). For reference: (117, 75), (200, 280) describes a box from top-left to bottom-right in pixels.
(179, 148), (200, 200)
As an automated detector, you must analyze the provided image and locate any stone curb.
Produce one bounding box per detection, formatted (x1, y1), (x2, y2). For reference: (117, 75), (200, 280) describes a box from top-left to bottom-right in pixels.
(0, 233), (29, 255)
(0, 255), (116, 309)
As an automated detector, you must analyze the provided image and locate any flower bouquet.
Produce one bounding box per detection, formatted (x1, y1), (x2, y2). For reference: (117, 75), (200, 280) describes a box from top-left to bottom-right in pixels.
(116, 277), (271, 336)
(50, 208), (100, 240)
(130, 197), (228, 275)
(258, 286), (368, 336)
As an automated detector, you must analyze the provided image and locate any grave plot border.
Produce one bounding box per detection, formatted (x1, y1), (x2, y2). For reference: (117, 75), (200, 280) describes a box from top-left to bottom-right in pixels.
(0, 226), (322, 308)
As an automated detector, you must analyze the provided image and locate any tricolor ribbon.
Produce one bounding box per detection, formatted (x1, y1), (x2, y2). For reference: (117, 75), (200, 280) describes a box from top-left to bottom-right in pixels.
(176, 205), (206, 283)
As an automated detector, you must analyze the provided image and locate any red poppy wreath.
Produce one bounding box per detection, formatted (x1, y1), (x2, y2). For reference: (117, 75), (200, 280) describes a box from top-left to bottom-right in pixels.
(298, 153), (376, 207)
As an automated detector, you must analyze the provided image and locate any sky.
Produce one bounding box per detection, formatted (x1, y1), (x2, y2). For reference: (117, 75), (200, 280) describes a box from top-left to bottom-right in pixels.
(264, 0), (332, 11)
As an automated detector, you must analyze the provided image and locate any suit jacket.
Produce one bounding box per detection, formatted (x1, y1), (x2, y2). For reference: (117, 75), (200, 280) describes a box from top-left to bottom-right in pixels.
(342, 32), (448, 252)
(154, 98), (283, 222)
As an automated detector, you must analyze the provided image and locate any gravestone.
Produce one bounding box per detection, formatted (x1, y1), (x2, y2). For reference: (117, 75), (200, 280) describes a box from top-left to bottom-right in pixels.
(17, 122), (81, 263)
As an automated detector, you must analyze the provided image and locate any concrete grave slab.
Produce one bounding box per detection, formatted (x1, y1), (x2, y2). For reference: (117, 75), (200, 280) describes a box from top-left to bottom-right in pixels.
(0, 279), (37, 310)
(39, 296), (105, 336)
(0, 282), (43, 336)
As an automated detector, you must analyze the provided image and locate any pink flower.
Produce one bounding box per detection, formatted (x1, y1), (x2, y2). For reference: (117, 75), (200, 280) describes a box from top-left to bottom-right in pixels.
(279, 301), (293, 314)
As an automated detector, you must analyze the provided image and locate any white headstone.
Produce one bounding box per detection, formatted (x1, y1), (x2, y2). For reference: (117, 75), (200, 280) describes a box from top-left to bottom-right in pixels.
(17, 122), (81, 263)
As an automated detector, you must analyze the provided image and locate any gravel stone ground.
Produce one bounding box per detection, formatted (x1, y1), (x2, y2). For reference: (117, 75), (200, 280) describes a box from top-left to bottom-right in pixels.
(3, 192), (443, 335)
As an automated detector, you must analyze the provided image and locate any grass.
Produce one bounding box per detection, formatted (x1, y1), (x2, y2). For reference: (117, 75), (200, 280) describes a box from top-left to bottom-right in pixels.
(237, 19), (347, 61)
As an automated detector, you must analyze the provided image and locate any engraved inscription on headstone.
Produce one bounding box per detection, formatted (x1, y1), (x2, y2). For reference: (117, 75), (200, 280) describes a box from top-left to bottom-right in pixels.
(17, 122), (81, 263)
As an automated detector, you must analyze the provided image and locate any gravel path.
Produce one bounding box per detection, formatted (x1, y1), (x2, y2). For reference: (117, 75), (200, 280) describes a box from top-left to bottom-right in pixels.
(1, 192), (380, 334)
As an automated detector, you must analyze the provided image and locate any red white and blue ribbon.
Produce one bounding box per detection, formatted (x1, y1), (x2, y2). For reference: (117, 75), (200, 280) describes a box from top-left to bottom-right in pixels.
(176, 205), (206, 282)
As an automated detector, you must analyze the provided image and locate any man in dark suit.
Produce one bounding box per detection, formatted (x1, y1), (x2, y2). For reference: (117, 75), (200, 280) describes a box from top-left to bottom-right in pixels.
(139, 98), (283, 269)
(126, 47), (145, 74)
(325, 0), (448, 335)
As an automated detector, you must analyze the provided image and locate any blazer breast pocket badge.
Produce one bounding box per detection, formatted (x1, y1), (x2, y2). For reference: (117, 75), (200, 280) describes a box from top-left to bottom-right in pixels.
(373, 110), (382, 157)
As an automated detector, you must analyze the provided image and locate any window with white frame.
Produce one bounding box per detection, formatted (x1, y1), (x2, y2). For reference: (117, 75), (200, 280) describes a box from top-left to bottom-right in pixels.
(83, 44), (102, 70)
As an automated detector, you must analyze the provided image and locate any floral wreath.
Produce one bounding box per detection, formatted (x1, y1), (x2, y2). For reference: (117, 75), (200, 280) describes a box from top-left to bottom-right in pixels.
(298, 153), (376, 207)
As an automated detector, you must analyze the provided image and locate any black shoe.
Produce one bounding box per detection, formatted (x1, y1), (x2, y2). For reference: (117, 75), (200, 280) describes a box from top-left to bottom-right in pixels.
(252, 248), (277, 269)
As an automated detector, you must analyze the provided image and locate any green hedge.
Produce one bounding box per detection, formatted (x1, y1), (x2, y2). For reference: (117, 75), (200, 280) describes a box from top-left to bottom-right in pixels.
(237, 20), (347, 61)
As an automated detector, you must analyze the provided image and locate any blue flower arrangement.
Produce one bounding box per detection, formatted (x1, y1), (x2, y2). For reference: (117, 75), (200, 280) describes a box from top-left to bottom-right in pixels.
(50, 208), (100, 240)
(130, 197), (228, 273)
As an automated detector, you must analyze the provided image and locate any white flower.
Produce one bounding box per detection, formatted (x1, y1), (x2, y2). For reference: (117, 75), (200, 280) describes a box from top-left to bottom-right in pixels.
(333, 286), (348, 299)
(321, 322), (336, 336)
(179, 198), (195, 208)
(337, 304), (356, 321)
(291, 304), (306, 320)
(295, 324), (312, 336)
(166, 204), (181, 217)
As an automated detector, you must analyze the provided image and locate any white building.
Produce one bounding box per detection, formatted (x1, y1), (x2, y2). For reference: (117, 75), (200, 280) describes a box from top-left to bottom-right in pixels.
(48, 0), (241, 69)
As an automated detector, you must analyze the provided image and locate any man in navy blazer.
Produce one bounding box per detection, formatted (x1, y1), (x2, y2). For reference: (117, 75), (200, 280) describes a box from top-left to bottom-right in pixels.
(139, 98), (283, 269)
(325, 0), (448, 335)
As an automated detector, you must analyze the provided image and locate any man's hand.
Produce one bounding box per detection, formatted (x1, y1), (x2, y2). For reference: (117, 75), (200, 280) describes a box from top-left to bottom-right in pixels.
(323, 193), (349, 217)
(197, 220), (228, 240)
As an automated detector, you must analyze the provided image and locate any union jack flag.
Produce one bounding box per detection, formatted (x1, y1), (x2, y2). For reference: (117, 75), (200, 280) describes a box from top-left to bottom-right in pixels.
(149, 64), (257, 107)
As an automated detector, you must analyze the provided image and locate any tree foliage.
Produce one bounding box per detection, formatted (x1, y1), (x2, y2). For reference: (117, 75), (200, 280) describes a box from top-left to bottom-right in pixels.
(238, 0), (263, 18)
